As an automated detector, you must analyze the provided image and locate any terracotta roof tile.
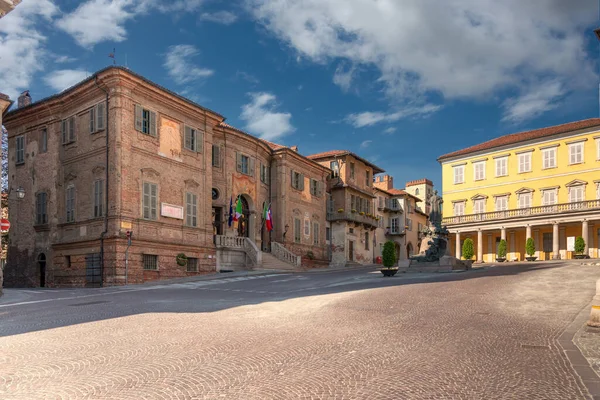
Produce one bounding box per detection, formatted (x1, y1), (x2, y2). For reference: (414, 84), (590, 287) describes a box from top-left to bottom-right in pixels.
(307, 150), (385, 173)
(438, 118), (600, 161)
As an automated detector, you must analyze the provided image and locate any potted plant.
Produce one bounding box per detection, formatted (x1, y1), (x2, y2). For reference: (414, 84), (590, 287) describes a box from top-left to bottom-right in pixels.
(306, 250), (315, 260)
(359, 211), (365, 216)
(462, 238), (474, 268)
(176, 253), (188, 267)
(351, 209), (357, 213)
(380, 241), (398, 277)
(574, 236), (587, 259)
(525, 238), (537, 261)
(496, 239), (507, 262)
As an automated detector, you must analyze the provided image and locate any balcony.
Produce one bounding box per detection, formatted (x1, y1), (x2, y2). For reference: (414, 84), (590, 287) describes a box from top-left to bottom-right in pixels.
(385, 228), (405, 236)
(328, 211), (379, 229)
(443, 199), (600, 226)
(382, 199), (402, 213)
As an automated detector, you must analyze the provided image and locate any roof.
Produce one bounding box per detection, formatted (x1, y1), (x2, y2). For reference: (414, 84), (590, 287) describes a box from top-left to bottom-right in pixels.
(437, 118), (600, 161)
(0, 92), (9, 101)
(405, 178), (433, 187)
(374, 187), (421, 201)
(5, 66), (225, 120)
(307, 150), (385, 173)
(218, 122), (288, 151)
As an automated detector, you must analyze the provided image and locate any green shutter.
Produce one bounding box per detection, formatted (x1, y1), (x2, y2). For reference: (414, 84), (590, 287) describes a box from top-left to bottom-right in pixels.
(149, 111), (157, 137)
(135, 105), (143, 131)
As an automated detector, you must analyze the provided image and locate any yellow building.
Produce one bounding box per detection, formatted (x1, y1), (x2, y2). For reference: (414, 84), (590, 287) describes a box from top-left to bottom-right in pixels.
(438, 118), (600, 262)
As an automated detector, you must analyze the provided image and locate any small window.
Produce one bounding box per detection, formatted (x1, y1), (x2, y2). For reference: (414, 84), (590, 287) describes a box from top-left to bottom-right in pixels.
(313, 222), (319, 245)
(291, 170), (304, 190)
(518, 192), (531, 209)
(184, 126), (203, 152)
(66, 185), (75, 223)
(186, 192), (197, 227)
(326, 227), (331, 241)
(495, 157), (507, 177)
(294, 218), (301, 243)
(62, 116), (76, 144)
(390, 217), (399, 234)
(542, 189), (557, 205)
(212, 145), (221, 167)
(94, 180), (104, 218)
(415, 188), (420, 195)
(143, 182), (158, 220)
(542, 148), (556, 169)
(40, 129), (47, 153)
(36, 192), (48, 225)
(518, 152), (531, 173)
(261, 163), (270, 184)
(89, 103), (105, 133)
(16, 135), (25, 164)
(236, 152), (254, 176)
(187, 257), (198, 272)
(473, 161), (485, 181)
(569, 142), (584, 165)
(143, 254), (158, 270)
(134, 105), (157, 136)
(330, 161), (339, 178)
(365, 170), (371, 187)
(453, 165), (464, 184)
(310, 178), (322, 196)
(495, 196), (508, 211)
(453, 201), (465, 216)
(350, 162), (355, 179)
(473, 198), (485, 214)
(569, 185), (585, 203)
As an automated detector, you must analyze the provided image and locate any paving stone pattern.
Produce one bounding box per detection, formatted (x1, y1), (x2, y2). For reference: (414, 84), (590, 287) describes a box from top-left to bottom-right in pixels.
(0, 263), (599, 399)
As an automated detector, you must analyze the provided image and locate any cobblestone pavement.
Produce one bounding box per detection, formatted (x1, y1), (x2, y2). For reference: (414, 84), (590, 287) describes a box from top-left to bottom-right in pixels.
(1, 262), (599, 399)
(576, 324), (600, 378)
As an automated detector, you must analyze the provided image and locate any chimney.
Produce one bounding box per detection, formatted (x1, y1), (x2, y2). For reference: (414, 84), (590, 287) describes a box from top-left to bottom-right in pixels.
(18, 90), (31, 108)
(290, 145), (298, 152)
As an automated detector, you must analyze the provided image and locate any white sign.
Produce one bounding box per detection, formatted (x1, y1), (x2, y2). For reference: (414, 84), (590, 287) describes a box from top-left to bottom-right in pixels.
(161, 203), (184, 219)
(567, 236), (575, 252)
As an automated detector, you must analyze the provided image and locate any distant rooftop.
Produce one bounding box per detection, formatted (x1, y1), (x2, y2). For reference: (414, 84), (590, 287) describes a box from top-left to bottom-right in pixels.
(307, 150), (384, 174)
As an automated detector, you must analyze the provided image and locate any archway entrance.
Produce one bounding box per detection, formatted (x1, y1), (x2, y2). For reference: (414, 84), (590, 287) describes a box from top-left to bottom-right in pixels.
(38, 253), (46, 287)
(394, 242), (401, 262)
(406, 243), (414, 258)
(237, 196), (250, 237)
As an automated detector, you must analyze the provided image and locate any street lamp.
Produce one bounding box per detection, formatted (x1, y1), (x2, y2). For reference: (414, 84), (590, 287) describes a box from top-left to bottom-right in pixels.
(15, 187), (25, 199)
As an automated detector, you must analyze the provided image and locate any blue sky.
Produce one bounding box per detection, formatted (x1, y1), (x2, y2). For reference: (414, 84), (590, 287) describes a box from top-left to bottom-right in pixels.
(1, 0), (599, 191)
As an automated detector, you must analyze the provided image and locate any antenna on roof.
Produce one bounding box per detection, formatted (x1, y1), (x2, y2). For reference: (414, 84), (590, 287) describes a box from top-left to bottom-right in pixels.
(108, 48), (116, 66)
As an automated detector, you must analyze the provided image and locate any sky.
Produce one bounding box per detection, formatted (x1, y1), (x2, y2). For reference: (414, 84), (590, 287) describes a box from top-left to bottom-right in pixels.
(1, 0), (599, 191)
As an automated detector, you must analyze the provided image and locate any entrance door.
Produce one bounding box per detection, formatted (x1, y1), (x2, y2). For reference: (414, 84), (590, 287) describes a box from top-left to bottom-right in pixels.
(348, 240), (354, 261)
(38, 253), (46, 287)
(85, 253), (102, 287)
(237, 197), (250, 237)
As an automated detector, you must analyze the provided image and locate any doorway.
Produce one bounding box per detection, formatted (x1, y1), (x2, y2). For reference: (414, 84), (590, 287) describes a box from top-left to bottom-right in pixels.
(38, 253), (46, 287)
(348, 240), (354, 261)
(237, 196), (250, 237)
(212, 207), (223, 235)
(406, 242), (414, 258)
(543, 232), (553, 260)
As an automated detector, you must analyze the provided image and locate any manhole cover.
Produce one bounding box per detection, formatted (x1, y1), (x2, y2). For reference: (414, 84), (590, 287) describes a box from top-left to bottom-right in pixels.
(68, 300), (110, 307)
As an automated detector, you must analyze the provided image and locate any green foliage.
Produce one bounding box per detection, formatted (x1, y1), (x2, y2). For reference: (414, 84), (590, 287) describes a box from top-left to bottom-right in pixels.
(306, 250), (315, 260)
(526, 238), (535, 257)
(382, 241), (396, 268)
(462, 238), (474, 260)
(497, 239), (507, 259)
(176, 253), (188, 266)
(575, 236), (586, 254)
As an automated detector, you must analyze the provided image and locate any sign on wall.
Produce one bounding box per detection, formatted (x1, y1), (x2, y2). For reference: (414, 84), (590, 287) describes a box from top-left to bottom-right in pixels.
(567, 236), (575, 252)
(161, 203), (184, 220)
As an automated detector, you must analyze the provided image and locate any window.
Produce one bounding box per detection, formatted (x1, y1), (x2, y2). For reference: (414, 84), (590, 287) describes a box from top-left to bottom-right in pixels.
(569, 185), (585, 203)
(294, 218), (301, 243)
(473, 198), (485, 214)
(542, 189), (557, 205)
(143, 254), (158, 270)
(495, 157), (507, 177)
(90, 103), (105, 133)
(134, 105), (157, 136)
(184, 126), (203, 152)
(518, 192), (531, 209)
(94, 180), (104, 218)
(390, 217), (400, 234)
(326, 227), (331, 241)
(495, 196), (508, 211)
(143, 182), (158, 220)
(406, 219), (413, 231)
(313, 222), (319, 245)
(365, 170), (371, 187)
(310, 178), (322, 196)
(291, 170), (304, 190)
(36, 192), (48, 225)
(304, 219), (310, 236)
(542, 148), (556, 169)
(518, 152), (531, 173)
(473, 161), (485, 181)
(453, 201), (465, 216)
(62, 116), (76, 144)
(212, 145), (221, 167)
(187, 257), (198, 272)
(365, 232), (369, 250)
(453, 165), (464, 184)
(350, 162), (355, 179)
(40, 129), (47, 153)
(186, 192), (198, 227)
(330, 161), (339, 178)
(236, 153), (254, 176)
(16, 135), (24, 164)
(66, 185), (75, 223)
(261, 163), (270, 184)
(569, 142), (584, 164)
(415, 188), (420, 195)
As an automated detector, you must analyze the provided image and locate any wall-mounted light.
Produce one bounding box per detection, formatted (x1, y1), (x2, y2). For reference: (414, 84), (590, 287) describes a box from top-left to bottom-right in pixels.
(16, 187), (25, 199)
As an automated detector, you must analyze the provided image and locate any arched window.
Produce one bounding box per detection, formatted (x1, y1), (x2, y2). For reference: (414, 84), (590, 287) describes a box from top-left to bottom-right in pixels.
(415, 188), (420, 195)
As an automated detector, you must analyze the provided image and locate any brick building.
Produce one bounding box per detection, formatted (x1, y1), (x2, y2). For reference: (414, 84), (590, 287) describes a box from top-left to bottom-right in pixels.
(3, 67), (329, 287)
(0, 0), (21, 19)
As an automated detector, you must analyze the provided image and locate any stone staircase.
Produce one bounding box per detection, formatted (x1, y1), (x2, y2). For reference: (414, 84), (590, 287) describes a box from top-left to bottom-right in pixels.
(257, 252), (301, 271)
(215, 236), (302, 271)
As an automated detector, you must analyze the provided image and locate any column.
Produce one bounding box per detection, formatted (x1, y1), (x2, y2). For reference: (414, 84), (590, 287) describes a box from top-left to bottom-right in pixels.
(533, 229), (540, 259)
(582, 220), (589, 256)
(526, 225), (532, 260)
(455, 232), (461, 259)
(487, 233), (493, 263)
(477, 230), (483, 263)
(552, 223), (560, 260)
(509, 231), (515, 261)
(501, 227), (506, 241)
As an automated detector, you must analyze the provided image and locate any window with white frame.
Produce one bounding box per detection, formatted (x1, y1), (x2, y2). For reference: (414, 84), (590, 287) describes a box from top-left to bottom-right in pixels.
(596, 183), (600, 200)
(186, 192), (198, 227)
(473, 198), (485, 214)
(473, 161), (485, 181)
(569, 142), (584, 164)
(495, 196), (508, 211)
(453, 201), (465, 216)
(596, 139), (600, 160)
(518, 192), (531, 209)
(495, 157), (507, 177)
(542, 189), (557, 205)
(518, 152), (532, 173)
(453, 165), (464, 184)
(569, 185), (585, 203)
(390, 217), (400, 234)
(542, 148), (556, 169)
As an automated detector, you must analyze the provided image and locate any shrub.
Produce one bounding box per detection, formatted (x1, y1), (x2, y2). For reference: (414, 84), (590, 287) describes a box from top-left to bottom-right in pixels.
(497, 239), (507, 259)
(575, 236), (586, 254)
(176, 253), (188, 266)
(306, 250), (315, 260)
(526, 238), (535, 257)
(462, 238), (474, 260)
(382, 241), (396, 267)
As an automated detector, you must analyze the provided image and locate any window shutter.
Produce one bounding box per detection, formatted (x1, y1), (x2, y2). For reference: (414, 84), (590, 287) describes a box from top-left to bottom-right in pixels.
(96, 103), (105, 131)
(299, 174), (304, 190)
(290, 170), (295, 188)
(236, 152), (242, 172)
(90, 107), (95, 133)
(317, 181), (323, 197)
(197, 131), (204, 153)
(143, 183), (150, 219)
(69, 117), (75, 142)
(213, 145), (221, 167)
(149, 111), (157, 137)
(150, 184), (157, 219)
(62, 120), (67, 144)
(184, 126), (192, 150)
(249, 157), (255, 177)
(135, 105), (143, 132)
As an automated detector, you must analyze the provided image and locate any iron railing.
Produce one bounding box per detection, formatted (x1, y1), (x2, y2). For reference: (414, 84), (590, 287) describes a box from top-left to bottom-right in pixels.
(327, 211), (379, 228)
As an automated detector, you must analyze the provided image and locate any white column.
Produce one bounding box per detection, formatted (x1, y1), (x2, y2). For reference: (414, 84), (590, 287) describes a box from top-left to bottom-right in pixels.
(583, 220), (589, 256)
(477, 230), (483, 263)
(553, 223), (560, 260)
(509, 231), (515, 261)
(455, 232), (461, 259)
(526, 225), (532, 240)
(501, 227), (506, 241)
(487, 234), (493, 263)
(533, 229), (540, 259)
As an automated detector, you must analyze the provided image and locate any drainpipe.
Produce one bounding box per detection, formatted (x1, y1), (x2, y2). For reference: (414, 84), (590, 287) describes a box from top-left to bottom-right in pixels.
(95, 76), (109, 286)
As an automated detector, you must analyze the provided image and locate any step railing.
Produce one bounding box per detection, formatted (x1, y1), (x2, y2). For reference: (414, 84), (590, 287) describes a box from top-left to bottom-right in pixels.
(271, 242), (301, 267)
(215, 235), (245, 248)
(243, 237), (262, 266)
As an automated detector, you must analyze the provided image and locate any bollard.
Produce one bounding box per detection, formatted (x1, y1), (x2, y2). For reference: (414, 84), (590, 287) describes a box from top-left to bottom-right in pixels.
(587, 279), (600, 327)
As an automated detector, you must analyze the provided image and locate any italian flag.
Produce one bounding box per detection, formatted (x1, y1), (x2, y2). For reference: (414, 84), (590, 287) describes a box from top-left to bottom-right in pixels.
(265, 203), (273, 232)
(234, 197), (243, 221)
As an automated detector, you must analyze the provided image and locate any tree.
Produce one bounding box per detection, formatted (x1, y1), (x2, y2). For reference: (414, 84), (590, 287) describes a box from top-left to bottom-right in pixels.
(497, 239), (507, 259)
(382, 241), (396, 267)
(526, 238), (536, 257)
(462, 238), (474, 260)
(575, 236), (586, 255)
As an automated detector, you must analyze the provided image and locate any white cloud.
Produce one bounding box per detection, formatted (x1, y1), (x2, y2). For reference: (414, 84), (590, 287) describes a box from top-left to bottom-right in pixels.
(200, 11), (238, 25)
(164, 44), (214, 85)
(0, 0), (58, 99)
(54, 55), (76, 63)
(240, 92), (295, 141)
(346, 104), (441, 128)
(43, 69), (90, 92)
(383, 127), (396, 135)
(235, 70), (260, 85)
(248, 0), (596, 121)
(360, 140), (372, 149)
(502, 81), (566, 123)
(332, 64), (355, 92)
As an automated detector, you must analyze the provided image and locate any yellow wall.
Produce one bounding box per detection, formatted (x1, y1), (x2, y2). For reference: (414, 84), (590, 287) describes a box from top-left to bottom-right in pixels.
(441, 130), (600, 216)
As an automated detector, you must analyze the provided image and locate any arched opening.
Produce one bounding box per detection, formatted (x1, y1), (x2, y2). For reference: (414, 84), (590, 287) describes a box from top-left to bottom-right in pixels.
(415, 188), (420, 196)
(237, 196), (251, 238)
(38, 253), (46, 288)
(394, 242), (401, 262)
(406, 242), (414, 258)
